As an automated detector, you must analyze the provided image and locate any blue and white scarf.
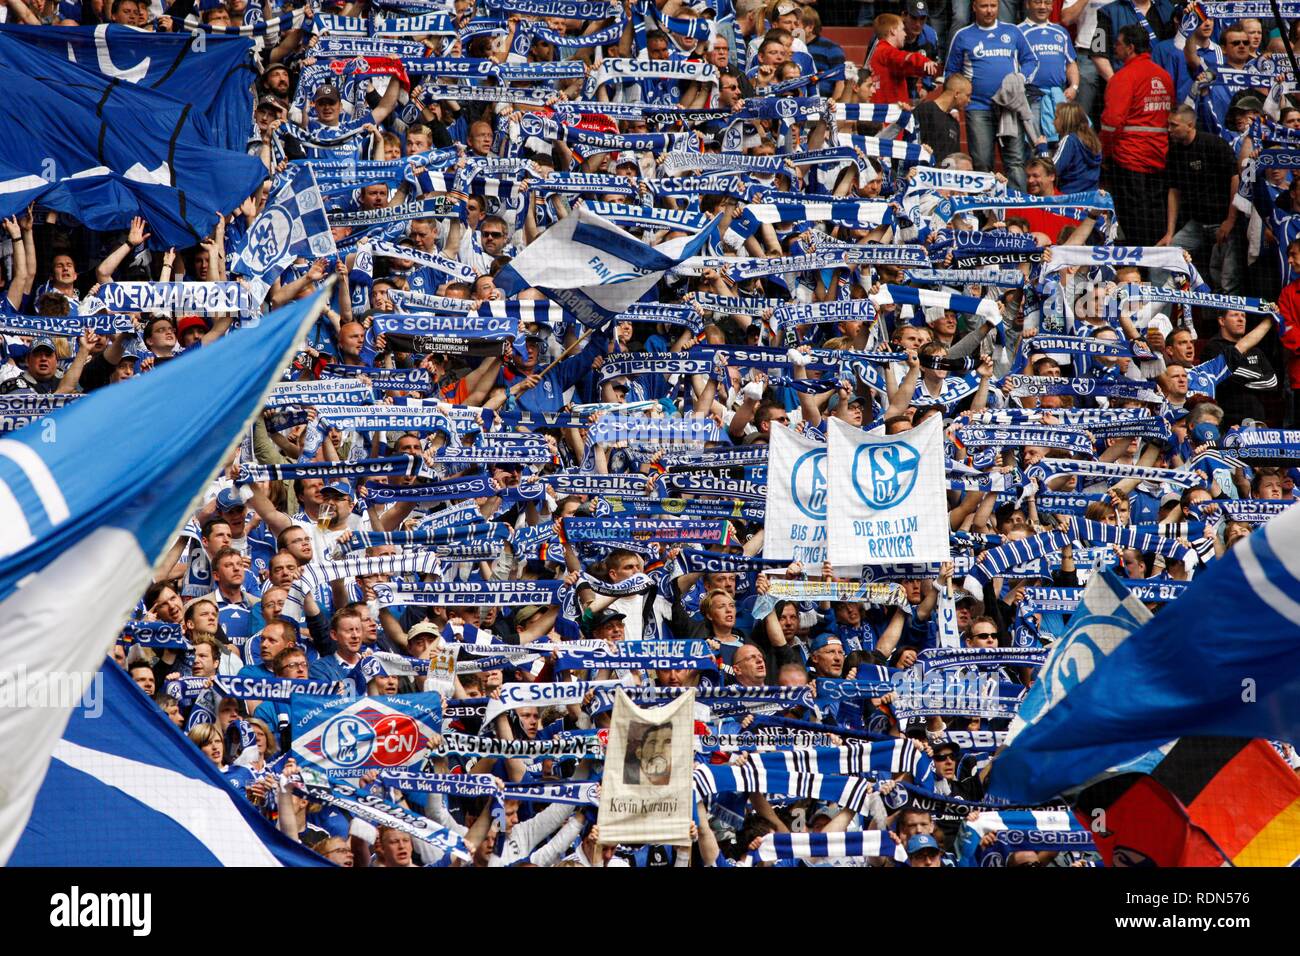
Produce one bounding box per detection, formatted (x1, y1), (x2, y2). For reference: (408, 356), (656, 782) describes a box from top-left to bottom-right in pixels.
(661, 152), (785, 175)
(957, 424), (1094, 457)
(904, 167), (1001, 195)
(1222, 428), (1300, 458)
(239, 455), (422, 484)
(320, 365), (433, 392)
(1005, 375), (1163, 403)
(375, 579), (561, 608)
(429, 731), (605, 759)
(328, 198), (462, 228)
(1024, 459), (1204, 490)
(387, 290), (478, 313)
(584, 58), (718, 96)
(121, 621), (190, 650)
(748, 831), (907, 864)
(562, 516), (736, 545)
(906, 268), (1025, 288)
(659, 472), (765, 500)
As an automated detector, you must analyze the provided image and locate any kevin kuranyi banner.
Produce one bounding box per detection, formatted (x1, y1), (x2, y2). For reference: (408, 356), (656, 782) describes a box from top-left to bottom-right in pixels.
(596, 688), (695, 846)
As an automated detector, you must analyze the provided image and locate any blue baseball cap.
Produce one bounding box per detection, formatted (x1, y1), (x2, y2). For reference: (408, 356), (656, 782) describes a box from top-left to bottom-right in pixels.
(28, 336), (57, 355)
(322, 477), (354, 497)
(216, 487), (246, 511)
(826, 391), (866, 412)
(1191, 422), (1221, 446)
(809, 633), (843, 654)
(906, 833), (941, 856)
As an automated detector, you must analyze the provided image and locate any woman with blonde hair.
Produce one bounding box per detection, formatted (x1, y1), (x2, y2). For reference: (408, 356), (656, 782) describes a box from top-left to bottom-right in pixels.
(1047, 102), (1103, 194)
(187, 723), (224, 768)
(700, 588), (745, 664)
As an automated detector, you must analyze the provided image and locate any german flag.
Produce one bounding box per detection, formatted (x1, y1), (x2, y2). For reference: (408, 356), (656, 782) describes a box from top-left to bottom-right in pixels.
(1077, 738), (1300, 866)
(1152, 738), (1300, 867)
(1076, 773), (1226, 867)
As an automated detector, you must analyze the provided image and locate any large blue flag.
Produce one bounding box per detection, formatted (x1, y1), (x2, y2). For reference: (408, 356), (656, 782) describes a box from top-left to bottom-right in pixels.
(0, 291), (327, 862)
(989, 513), (1300, 803)
(0, 26), (266, 247)
(0, 24), (257, 151)
(10, 663), (327, 866)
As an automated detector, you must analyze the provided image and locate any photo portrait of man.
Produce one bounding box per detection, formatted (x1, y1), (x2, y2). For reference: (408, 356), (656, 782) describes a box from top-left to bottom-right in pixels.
(623, 719), (673, 787)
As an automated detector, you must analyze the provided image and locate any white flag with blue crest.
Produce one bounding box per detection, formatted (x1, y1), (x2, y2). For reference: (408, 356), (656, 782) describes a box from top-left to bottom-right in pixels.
(764, 424), (828, 565)
(826, 416), (951, 566)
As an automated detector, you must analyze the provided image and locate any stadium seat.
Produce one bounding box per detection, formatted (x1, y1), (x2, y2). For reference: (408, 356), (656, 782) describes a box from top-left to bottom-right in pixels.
(822, 26), (873, 66)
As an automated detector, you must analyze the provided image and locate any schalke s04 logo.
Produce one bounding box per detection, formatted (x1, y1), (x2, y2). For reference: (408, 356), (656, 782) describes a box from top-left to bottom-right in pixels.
(247, 206), (292, 271)
(319, 714), (375, 768)
(791, 448), (828, 519)
(851, 441), (920, 508)
(312, 706), (428, 769)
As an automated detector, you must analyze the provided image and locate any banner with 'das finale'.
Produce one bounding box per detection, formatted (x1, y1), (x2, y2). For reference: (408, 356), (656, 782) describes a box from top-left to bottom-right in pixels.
(826, 416), (951, 565)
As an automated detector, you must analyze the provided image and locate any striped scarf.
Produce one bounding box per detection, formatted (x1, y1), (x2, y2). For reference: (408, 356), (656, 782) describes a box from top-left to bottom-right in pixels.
(283, 551), (443, 620)
(693, 764), (880, 813)
(755, 740), (932, 781)
(964, 521), (1195, 588)
(834, 103), (916, 134)
(748, 831), (907, 864)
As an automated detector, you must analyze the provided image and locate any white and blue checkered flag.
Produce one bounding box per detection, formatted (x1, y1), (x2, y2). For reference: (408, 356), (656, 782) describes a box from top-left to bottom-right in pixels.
(0, 290), (329, 863)
(231, 164), (337, 302)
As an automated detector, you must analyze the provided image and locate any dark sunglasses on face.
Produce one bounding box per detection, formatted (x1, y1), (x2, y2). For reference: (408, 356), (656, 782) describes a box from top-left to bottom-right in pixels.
(934, 752), (958, 761)
(481, 230), (505, 239)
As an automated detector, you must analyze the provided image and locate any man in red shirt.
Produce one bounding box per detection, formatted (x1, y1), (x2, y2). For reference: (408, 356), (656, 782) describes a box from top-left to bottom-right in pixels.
(1009, 157), (1082, 244)
(869, 12), (938, 105)
(1276, 238), (1300, 421)
(1100, 23), (1173, 246)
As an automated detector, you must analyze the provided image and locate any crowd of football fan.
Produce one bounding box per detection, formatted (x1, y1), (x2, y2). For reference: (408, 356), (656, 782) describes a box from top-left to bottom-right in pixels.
(6, 0), (1300, 867)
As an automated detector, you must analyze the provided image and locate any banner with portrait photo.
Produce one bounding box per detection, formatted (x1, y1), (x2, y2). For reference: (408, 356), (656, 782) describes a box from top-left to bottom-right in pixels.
(826, 416), (951, 565)
(596, 688), (694, 846)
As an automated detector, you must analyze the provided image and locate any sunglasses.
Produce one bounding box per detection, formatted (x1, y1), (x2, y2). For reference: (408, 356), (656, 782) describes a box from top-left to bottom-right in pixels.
(933, 752), (958, 761)
(1228, 39), (1250, 45)
(971, 631), (998, 639)
(481, 231), (506, 239)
